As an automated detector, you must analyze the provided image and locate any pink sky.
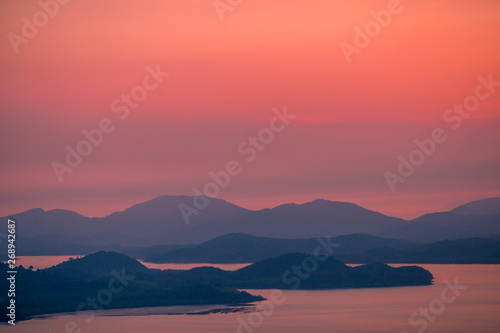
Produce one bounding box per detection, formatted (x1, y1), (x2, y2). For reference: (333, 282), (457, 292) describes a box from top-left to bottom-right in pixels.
(1, 0), (499, 219)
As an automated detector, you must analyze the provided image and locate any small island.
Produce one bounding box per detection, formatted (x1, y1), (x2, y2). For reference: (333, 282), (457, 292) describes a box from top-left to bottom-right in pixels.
(0, 251), (433, 322)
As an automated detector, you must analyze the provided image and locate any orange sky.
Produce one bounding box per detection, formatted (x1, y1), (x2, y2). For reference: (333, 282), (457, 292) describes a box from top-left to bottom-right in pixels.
(1, 0), (499, 218)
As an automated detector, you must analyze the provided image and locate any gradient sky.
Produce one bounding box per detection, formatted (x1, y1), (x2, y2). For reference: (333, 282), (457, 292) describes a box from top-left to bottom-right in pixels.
(1, 0), (499, 219)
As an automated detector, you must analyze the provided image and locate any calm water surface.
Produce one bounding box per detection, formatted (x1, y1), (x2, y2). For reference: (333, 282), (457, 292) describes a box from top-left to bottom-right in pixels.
(7, 257), (500, 333)
(138, 260), (251, 271)
(14, 255), (78, 270)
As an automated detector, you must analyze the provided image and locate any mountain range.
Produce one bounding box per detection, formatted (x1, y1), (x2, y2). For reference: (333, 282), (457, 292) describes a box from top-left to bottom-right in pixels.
(143, 233), (500, 264)
(2, 196), (499, 255)
(143, 233), (418, 263)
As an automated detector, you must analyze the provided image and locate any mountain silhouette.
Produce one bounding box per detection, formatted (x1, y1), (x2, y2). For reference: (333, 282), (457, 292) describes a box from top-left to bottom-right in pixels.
(2, 196), (499, 254)
(450, 197), (500, 216)
(145, 233), (418, 263)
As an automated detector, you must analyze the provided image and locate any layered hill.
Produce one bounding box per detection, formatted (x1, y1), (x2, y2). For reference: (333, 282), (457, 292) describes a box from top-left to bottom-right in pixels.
(144, 233), (500, 264)
(145, 233), (418, 263)
(2, 196), (499, 256)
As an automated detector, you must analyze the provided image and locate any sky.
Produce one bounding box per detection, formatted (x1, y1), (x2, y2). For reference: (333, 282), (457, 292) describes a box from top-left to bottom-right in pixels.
(1, 0), (499, 219)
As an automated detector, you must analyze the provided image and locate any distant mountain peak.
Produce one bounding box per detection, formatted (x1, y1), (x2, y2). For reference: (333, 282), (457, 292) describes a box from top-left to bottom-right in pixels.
(450, 197), (500, 216)
(271, 199), (367, 212)
(304, 199), (365, 209)
(46, 209), (88, 217)
(23, 208), (45, 214)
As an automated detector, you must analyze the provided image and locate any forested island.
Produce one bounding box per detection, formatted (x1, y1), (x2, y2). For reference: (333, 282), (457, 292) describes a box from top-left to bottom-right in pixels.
(1, 251), (433, 322)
